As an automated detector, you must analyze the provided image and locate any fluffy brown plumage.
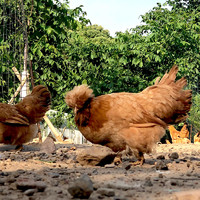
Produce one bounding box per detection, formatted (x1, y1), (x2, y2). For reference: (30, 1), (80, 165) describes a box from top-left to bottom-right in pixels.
(65, 66), (192, 165)
(0, 85), (51, 149)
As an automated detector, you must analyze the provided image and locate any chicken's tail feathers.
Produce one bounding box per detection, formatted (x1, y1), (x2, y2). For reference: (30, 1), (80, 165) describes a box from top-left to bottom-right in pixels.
(31, 85), (51, 106)
(155, 65), (192, 124)
(16, 85), (51, 124)
(65, 84), (94, 110)
(173, 88), (192, 124)
(155, 65), (189, 91)
(155, 65), (179, 86)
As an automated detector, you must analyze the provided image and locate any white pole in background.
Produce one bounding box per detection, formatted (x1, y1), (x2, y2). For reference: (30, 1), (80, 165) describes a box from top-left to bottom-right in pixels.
(20, 0), (29, 100)
(20, 70), (27, 99)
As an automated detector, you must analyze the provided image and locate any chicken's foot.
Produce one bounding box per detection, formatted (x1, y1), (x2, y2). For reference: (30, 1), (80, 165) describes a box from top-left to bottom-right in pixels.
(14, 144), (24, 152)
(10, 145), (23, 152)
(113, 151), (123, 165)
(132, 152), (145, 166)
(113, 155), (122, 165)
(114, 147), (134, 165)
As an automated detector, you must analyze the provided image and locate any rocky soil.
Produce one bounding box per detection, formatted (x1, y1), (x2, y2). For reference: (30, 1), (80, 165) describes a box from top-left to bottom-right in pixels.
(0, 139), (200, 200)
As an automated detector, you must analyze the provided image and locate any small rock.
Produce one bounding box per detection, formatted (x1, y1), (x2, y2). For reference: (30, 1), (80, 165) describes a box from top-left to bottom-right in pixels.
(107, 181), (135, 190)
(24, 189), (37, 196)
(0, 178), (6, 185)
(175, 159), (180, 163)
(92, 169), (98, 175)
(6, 177), (16, 183)
(174, 190), (200, 200)
(195, 162), (200, 166)
(97, 188), (115, 197)
(68, 174), (93, 199)
(49, 173), (60, 178)
(0, 172), (9, 176)
(158, 174), (164, 178)
(191, 150), (197, 156)
(0, 154), (6, 160)
(155, 160), (168, 170)
(51, 180), (59, 187)
(153, 177), (159, 181)
(170, 180), (178, 186)
(143, 177), (153, 186)
(122, 162), (132, 170)
(170, 180), (184, 186)
(157, 155), (165, 160)
(16, 180), (37, 191)
(191, 165), (195, 170)
(40, 137), (56, 154)
(186, 170), (193, 176)
(16, 179), (46, 192)
(1, 190), (11, 195)
(12, 172), (20, 178)
(50, 157), (57, 163)
(187, 161), (192, 168)
(105, 164), (115, 168)
(10, 154), (16, 160)
(35, 181), (47, 192)
(76, 145), (116, 166)
(168, 152), (179, 160)
(114, 197), (128, 200)
(93, 183), (101, 190)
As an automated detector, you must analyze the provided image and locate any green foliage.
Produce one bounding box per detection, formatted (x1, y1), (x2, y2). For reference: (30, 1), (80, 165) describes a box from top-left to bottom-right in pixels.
(0, 0), (25, 102)
(188, 94), (200, 133)
(26, 0), (90, 114)
(45, 110), (76, 129)
(127, 0), (200, 89)
(62, 24), (139, 95)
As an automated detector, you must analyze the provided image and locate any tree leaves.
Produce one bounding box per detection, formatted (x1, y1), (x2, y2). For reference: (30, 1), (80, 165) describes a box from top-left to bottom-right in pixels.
(188, 94), (200, 133)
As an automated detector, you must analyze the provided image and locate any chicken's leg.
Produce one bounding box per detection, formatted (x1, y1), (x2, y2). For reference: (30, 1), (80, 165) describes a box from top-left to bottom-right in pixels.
(113, 152), (122, 165)
(10, 144), (24, 152)
(15, 144), (24, 151)
(114, 146), (134, 165)
(132, 151), (145, 166)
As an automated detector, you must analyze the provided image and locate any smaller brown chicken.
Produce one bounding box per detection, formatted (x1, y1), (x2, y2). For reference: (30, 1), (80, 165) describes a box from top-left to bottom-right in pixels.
(168, 125), (180, 141)
(168, 124), (190, 144)
(0, 85), (51, 150)
(194, 132), (200, 144)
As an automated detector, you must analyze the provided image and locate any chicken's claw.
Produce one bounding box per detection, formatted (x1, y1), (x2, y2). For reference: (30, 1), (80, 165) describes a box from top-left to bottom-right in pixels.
(113, 156), (122, 165)
(132, 159), (145, 166)
(15, 144), (24, 152)
(10, 144), (24, 152)
(132, 152), (145, 166)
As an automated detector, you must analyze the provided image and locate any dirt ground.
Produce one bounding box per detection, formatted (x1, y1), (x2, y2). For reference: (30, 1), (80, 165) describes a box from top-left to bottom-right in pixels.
(0, 142), (200, 200)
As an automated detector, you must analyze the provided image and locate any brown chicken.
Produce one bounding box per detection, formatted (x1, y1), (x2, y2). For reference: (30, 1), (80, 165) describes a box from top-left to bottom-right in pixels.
(168, 124), (190, 144)
(168, 125), (180, 141)
(0, 85), (51, 150)
(194, 132), (200, 144)
(65, 66), (192, 165)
